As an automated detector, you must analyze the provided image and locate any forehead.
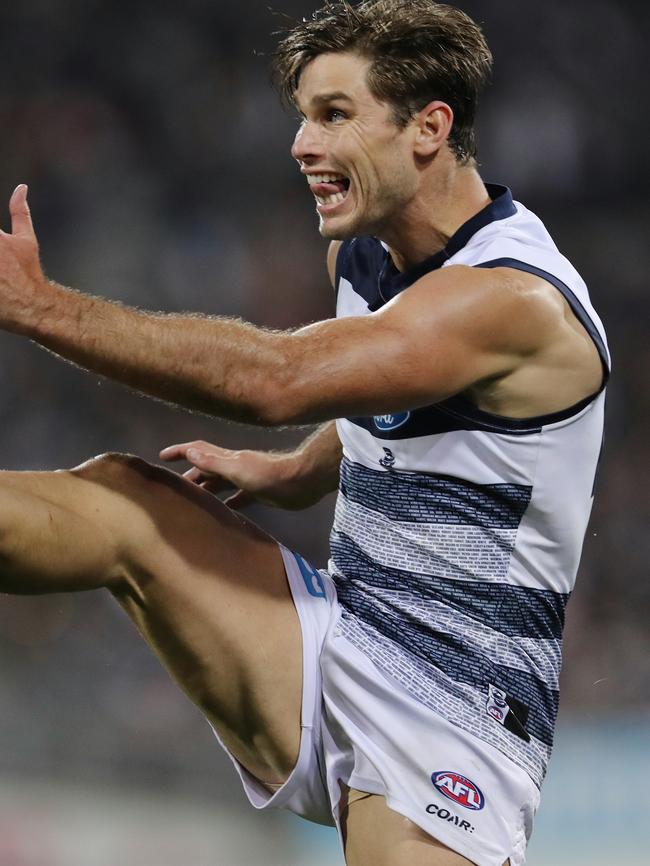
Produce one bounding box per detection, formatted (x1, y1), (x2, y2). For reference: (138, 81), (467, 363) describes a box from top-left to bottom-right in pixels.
(294, 51), (380, 111)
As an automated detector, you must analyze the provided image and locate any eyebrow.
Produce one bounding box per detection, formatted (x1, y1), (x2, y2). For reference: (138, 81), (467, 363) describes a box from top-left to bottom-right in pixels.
(309, 91), (353, 107)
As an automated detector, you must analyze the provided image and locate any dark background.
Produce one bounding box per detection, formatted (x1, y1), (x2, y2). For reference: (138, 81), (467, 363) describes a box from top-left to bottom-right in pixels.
(0, 1), (646, 862)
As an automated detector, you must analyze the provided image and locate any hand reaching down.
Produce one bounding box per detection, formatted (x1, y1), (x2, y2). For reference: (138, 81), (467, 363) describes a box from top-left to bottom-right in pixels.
(160, 439), (334, 510)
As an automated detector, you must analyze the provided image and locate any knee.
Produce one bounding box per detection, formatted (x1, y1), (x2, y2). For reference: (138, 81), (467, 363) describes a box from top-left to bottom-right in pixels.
(75, 452), (158, 482)
(72, 451), (220, 517)
(72, 452), (178, 499)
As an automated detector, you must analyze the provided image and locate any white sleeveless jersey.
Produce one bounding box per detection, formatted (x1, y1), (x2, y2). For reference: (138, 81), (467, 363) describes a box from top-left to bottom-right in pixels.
(329, 185), (609, 788)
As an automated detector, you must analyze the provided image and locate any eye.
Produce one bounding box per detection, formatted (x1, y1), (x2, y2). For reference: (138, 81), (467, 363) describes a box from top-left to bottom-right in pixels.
(326, 108), (347, 123)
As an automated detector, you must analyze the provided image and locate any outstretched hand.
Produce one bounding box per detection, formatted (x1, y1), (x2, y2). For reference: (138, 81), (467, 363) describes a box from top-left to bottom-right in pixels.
(160, 440), (318, 510)
(0, 185), (47, 330)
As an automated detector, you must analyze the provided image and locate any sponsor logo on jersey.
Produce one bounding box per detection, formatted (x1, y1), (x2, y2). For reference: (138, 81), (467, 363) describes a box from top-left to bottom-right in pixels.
(373, 411), (410, 431)
(425, 802), (475, 834)
(431, 771), (485, 811)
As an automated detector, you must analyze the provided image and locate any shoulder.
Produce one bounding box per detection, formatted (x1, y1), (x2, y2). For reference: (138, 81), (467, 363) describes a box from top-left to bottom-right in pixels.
(391, 264), (569, 358)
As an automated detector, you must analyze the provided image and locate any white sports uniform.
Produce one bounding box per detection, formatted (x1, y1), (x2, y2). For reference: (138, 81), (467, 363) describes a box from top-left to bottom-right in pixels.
(217, 186), (610, 866)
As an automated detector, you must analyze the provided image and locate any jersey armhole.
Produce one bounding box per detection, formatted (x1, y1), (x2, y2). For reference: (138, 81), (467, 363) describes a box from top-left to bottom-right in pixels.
(475, 257), (610, 386)
(333, 240), (351, 299)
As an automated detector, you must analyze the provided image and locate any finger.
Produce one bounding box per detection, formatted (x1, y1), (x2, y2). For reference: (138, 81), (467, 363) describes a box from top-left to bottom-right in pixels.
(162, 442), (245, 488)
(9, 184), (34, 238)
(182, 465), (231, 487)
(185, 446), (241, 478)
(160, 441), (215, 462)
(224, 490), (255, 510)
(183, 466), (205, 482)
(182, 458), (236, 492)
(159, 442), (200, 461)
(196, 477), (234, 495)
(159, 441), (230, 463)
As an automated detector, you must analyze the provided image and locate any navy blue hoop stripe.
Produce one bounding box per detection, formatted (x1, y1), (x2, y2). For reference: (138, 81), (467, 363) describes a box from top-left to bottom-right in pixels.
(339, 457), (532, 529)
(334, 570), (559, 747)
(330, 533), (569, 640)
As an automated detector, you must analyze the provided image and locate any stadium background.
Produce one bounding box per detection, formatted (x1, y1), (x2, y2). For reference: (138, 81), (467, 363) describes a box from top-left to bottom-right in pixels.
(0, 1), (647, 863)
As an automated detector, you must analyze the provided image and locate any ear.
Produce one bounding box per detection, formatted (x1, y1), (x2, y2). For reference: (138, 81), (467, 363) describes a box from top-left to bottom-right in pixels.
(413, 100), (454, 157)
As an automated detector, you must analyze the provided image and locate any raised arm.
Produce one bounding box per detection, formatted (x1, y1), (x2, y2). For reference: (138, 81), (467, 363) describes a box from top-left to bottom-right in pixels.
(0, 186), (596, 426)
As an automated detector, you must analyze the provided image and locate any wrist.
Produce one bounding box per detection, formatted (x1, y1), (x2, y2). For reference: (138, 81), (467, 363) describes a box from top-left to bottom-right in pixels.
(292, 430), (341, 491)
(278, 449), (312, 485)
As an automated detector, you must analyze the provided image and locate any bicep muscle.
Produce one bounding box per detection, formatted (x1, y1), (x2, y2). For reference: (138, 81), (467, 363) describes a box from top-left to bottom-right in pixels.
(281, 266), (531, 423)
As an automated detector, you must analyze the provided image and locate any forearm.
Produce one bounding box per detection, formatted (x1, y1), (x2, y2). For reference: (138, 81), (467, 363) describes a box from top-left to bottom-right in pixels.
(1, 189), (307, 425)
(23, 281), (293, 424)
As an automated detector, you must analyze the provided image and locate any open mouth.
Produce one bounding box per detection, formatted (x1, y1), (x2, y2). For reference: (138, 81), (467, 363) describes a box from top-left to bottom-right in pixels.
(307, 173), (351, 207)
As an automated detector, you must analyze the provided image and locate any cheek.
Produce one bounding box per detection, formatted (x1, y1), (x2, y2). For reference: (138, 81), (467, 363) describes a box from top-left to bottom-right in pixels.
(379, 148), (415, 195)
(349, 155), (382, 200)
(339, 127), (375, 178)
(362, 138), (406, 188)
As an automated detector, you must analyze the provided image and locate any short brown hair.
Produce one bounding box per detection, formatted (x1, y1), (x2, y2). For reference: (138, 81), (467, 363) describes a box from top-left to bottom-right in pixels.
(272, 0), (492, 164)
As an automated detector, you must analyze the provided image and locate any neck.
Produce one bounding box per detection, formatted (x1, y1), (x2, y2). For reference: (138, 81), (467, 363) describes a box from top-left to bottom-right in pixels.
(382, 162), (491, 272)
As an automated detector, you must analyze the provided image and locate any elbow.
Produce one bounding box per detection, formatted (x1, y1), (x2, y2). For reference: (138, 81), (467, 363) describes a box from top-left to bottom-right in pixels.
(239, 335), (329, 426)
(253, 386), (307, 427)
(250, 376), (318, 427)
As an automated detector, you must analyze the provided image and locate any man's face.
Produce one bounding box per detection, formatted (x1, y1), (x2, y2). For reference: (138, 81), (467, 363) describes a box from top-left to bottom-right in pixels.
(291, 52), (419, 239)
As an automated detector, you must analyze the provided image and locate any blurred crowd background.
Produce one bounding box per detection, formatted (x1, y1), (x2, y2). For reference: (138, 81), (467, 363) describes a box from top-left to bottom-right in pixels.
(0, 1), (647, 864)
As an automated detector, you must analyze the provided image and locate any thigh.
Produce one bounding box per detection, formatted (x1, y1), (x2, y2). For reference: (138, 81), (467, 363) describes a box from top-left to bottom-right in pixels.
(2, 453), (303, 786)
(341, 790), (509, 866)
(93, 455), (304, 786)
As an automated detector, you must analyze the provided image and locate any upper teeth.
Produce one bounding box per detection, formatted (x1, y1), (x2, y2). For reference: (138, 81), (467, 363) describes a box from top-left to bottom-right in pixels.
(307, 173), (347, 185)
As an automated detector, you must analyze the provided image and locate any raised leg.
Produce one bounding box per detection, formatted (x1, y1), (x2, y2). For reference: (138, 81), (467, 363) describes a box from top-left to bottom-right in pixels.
(0, 453), (303, 784)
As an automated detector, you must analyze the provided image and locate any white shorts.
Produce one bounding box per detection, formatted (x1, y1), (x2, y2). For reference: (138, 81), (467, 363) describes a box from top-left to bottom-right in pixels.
(217, 546), (540, 866)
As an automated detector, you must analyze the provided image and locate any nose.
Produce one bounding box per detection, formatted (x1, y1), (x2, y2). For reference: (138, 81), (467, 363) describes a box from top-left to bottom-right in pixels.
(291, 120), (324, 164)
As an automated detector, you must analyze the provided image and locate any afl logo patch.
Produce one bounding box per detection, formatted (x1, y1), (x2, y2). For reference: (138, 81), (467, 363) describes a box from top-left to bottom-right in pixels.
(487, 706), (506, 722)
(431, 771), (485, 811)
(373, 411), (410, 431)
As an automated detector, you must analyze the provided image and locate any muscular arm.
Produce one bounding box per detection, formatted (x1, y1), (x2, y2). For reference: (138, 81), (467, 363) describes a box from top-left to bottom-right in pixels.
(27, 287), (296, 424)
(0, 188), (330, 424)
(0, 186), (590, 426)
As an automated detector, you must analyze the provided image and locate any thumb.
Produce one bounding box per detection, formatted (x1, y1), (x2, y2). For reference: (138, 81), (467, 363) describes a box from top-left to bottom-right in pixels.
(10, 184), (34, 238)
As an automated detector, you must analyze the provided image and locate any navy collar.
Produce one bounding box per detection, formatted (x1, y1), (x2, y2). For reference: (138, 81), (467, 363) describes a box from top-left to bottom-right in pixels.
(377, 184), (516, 301)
